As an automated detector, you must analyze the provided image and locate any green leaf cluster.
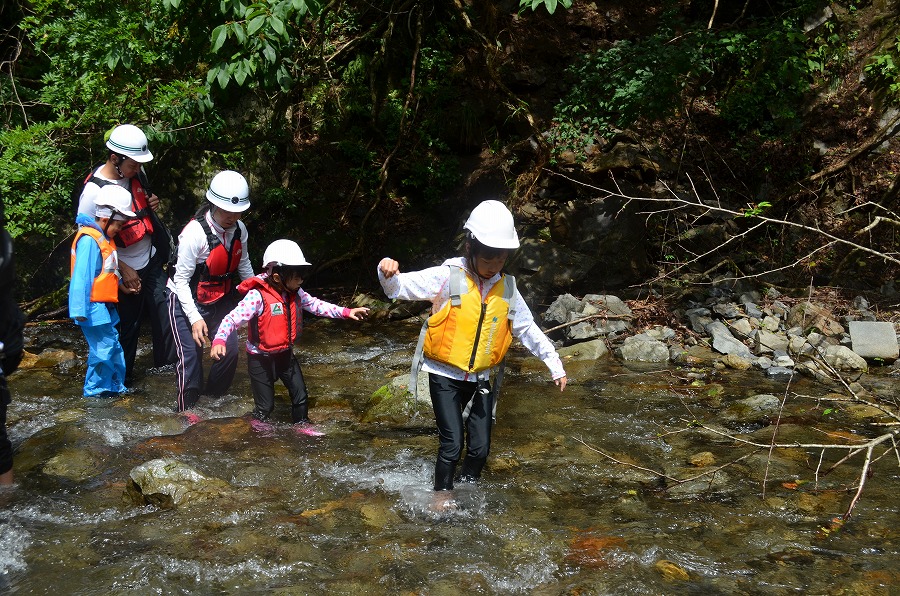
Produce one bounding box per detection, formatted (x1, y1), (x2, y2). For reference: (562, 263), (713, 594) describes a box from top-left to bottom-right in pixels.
(864, 36), (900, 100)
(551, 3), (856, 153)
(0, 124), (73, 238)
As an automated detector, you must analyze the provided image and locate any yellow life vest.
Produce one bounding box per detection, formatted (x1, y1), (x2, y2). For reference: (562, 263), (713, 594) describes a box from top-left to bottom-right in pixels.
(421, 266), (516, 373)
(70, 226), (120, 303)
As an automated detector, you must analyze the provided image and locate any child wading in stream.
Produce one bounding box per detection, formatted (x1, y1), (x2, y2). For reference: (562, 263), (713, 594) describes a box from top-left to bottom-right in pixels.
(377, 200), (567, 510)
(211, 239), (369, 429)
(69, 185), (138, 398)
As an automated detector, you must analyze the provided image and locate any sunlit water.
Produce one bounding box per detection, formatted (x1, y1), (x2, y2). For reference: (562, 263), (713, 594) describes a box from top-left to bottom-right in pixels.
(2, 319), (898, 594)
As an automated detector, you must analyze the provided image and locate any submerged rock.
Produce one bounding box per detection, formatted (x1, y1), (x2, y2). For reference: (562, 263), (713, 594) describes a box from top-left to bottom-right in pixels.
(126, 458), (232, 508)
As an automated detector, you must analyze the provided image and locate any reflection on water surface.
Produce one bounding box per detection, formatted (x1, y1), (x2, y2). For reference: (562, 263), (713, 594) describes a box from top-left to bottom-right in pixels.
(1, 320), (898, 594)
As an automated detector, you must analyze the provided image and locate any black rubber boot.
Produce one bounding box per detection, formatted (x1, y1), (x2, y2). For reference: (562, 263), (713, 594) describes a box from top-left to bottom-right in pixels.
(457, 456), (486, 483)
(434, 459), (457, 491)
(291, 404), (309, 424)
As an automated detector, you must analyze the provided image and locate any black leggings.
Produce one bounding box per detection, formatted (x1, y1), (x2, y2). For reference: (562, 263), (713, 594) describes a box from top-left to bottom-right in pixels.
(247, 350), (309, 423)
(429, 373), (494, 490)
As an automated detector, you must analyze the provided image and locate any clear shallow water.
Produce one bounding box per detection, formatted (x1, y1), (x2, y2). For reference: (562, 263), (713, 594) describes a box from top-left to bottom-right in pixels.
(1, 320), (899, 594)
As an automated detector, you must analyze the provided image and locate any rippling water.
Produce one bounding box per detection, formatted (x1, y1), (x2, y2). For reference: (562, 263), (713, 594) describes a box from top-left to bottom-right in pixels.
(2, 319), (898, 594)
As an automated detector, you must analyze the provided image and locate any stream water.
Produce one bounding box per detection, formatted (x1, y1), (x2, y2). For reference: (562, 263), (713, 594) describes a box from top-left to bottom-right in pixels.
(1, 318), (898, 594)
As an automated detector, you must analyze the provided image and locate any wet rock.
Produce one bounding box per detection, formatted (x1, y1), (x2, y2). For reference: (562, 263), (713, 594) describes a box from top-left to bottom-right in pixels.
(362, 373), (433, 424)
(721, 354), (752, 370)
(126, 458), (232, 508)
(688, 452), (715, 467)
(654, 559), (690, 581)
(670, 344), (718, 366)
(848, 321), (899, 361)
(565, 533), (627, 569)
(724, 394), (781, 420)
(16, 348), (79, 370)
(43, 448), (104, 482)
(557, 338), (609, 361)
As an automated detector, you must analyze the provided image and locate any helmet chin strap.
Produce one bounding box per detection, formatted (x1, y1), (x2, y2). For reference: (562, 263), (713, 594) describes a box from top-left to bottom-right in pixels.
(114, 156), (126, 179)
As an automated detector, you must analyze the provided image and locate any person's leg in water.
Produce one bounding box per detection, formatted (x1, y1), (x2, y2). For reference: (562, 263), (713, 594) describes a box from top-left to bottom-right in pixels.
(204, 300), (239, 397)
(429, 374), (480, 513)
(247, 352), (277, 421)
(458, 379), (494, 483)
(280, 351), (311, 423)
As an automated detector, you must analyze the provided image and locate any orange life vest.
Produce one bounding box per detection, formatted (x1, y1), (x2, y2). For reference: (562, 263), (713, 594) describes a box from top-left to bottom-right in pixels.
(238, 276), (301, 352)
(70, 226), (120, 303)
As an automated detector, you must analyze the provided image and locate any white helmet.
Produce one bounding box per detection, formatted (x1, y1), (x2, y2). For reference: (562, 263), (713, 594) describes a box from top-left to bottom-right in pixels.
(262, 239), (311, 268)
(106, 124), (153, 163)
(93, 185), (137, 220)
(206, 170), (251, 213)
(463, 200), (520, 249)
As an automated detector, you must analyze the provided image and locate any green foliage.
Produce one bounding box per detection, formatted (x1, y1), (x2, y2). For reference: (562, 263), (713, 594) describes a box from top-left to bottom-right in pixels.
(204, 0), (323, 91)
(552, 5), (855, 152)
(519, 0), (573, 15)
(0, 125), (74, 238)
(864, 36), (900, 101)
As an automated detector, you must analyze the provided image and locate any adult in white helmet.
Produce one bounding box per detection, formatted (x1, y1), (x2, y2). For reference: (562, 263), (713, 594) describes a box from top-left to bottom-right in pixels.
(69, 184), (138, 399)
(75, 124), (176, 388)
(166, 170), (254, 414)
(376, 199), (566, 510)
(210, 238), (368, 427)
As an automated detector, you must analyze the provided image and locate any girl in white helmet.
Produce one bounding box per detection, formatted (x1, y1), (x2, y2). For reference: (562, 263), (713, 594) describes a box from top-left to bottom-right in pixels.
(377, 200), (567, 508)
(166, 171), (254, 415)
(70, 185), (137, 398)
(209, 239), (369, 428)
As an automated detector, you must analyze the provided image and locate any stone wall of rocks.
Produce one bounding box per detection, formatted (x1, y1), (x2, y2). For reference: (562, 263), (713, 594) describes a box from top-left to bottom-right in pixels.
(544, 289), (900, 383)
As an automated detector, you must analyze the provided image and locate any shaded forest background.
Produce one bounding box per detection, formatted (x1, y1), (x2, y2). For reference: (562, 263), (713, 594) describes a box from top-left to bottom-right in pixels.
(2, 0), (900, 315)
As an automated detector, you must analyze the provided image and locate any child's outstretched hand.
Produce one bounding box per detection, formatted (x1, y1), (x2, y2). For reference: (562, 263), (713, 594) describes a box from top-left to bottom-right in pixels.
(210, 344), (227, 361)
(555, 376), (568, 392)
(378, 258), (400, 278)
(346, 307), (370, 321)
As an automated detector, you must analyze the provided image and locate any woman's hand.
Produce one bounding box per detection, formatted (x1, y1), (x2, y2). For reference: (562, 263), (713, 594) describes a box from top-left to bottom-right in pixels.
(191, 320), (209, 347)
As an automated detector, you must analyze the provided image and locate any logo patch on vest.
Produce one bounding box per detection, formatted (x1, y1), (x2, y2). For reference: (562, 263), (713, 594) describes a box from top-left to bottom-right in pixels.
(270, 303), (285, 316)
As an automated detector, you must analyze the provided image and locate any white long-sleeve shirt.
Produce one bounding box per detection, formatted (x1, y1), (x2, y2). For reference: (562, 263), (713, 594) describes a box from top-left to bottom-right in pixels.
(166, 209), (254, 325)
(378, 257), (565, 381)
(78, 167), (153, 270)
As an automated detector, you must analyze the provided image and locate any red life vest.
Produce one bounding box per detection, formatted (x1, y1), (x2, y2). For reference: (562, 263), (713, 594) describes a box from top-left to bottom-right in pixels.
(237, 275), (301, 353)
(70, 226), (120, 303)
(192, 215), (244, 305)
(88, 175), (154, 247)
